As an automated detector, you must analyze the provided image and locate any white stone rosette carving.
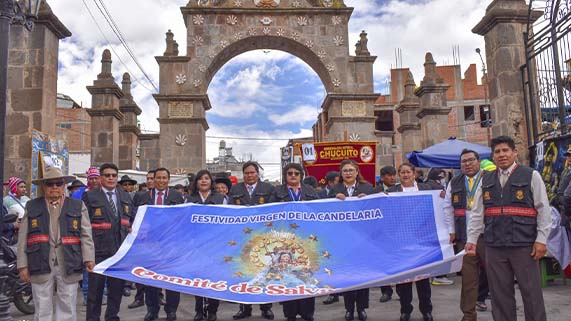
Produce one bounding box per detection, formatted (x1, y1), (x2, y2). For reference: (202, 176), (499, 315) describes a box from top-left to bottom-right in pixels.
(332, 78), (341, 87)
(318, 49), (327, 59)
(326, 64), (335, 72)
(193, 15), (205, 25)
(220, 40), (229, 48)
(208, 50), (217, 59)
(263, 27), (271, 35)
(194, 79), (202, 88)
(234, 0), (243, 7)
(192, 35), (204, 46)
(291, 32), (300, 41)
(199, 65), (207, 73)
(226, 15), (238, 25)
(234, 32), (243, 40)
(305, 40), (314, 48)
(175, 134), (187, 146)
(333, 35), (344, 46)
(332, 16), (342, 25)
(260, 17), (273, 25)
(348, 133), (360, 142)
(276, 28), (286, 37)
(291, 0), (301, 7)
(297, 16), (308, 26)
(174, 168), (187, 175)
(248, 28), (257, 36)
(175, 74), (187, 85)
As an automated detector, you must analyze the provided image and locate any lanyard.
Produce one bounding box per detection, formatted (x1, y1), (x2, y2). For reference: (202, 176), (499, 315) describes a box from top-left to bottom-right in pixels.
(465, 171), (483, 209)
(288, 187), (302, 201)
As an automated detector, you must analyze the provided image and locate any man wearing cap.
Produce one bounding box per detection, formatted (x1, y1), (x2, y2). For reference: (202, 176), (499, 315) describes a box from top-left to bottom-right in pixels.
(318, 171), (339, 199)
(68, 180), (86, 196)
(83, 163), (134, 321)
(228, 161), (275, 320)
(119, 174), (138, 199)
(17, 167), (95, 321)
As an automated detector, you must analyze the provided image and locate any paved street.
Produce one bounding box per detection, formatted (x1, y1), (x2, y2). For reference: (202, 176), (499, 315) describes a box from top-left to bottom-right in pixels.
(9, 276), (570, 321)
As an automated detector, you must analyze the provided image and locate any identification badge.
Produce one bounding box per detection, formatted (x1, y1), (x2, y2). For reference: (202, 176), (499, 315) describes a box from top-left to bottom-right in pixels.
(73, 219), (79, 230)
(235, 199), (241, 205)
(453, 194), (459, 204)
(124, 205), (129, 213)
(484, 191), (491, 201)
(516, 190), (524, 200)
(259, 196), (265, 204)
(31, 219), (38, 228)
(95, 208), (102, 216)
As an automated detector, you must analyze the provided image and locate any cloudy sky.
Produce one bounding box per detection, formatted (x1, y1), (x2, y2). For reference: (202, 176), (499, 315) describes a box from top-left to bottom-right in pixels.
(51, 0), (489, 180)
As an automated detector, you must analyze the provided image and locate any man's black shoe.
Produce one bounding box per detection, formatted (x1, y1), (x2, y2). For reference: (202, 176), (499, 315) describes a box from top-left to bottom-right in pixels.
(128, 300), (144, 309)
(357, 310), (367, 321)
(399, 313), (411, 321)
(207, 312), (217, 321)
(194, 312), (205, 321)
(122, 288), (131, 297)
(166, 312), (177, 321)
(323, 295), (339, 305)
(379, 293), (391, 303)
(144, 312), (158, 321)
(261, 309), (274, 320)
(233, 309), (252, 320)
(422, 313), (433, 321)
(345, 311), (354, 321)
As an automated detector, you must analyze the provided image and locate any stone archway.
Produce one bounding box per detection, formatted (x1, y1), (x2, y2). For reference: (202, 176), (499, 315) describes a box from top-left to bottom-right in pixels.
(149, 0), (379, 174)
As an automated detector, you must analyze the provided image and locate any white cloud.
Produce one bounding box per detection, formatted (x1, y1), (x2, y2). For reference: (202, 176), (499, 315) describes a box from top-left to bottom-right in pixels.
(267, 105), (320, 126)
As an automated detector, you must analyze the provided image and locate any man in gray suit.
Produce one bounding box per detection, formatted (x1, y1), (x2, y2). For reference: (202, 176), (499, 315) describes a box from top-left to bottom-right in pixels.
(17, 167), (95, 321)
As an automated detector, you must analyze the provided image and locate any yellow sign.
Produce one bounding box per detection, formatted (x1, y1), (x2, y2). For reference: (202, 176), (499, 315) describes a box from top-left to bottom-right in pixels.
(31, 219), (38, 228)
(484, 191), (491, 202)
(72, 219), (78, 230)
(95, 208), (102, 216)
(453, 195), (459, 204)
(516, 190), (524, 200)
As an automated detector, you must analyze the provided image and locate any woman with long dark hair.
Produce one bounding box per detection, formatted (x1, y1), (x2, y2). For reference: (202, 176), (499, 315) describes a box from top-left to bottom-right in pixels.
(187, 169), (224, 321)
(328, 159), (374, 321)
(388, 163), (435, 321)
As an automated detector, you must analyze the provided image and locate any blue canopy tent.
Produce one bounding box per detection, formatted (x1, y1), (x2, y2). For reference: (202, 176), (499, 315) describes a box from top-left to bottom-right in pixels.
(406, 138), (492, 169)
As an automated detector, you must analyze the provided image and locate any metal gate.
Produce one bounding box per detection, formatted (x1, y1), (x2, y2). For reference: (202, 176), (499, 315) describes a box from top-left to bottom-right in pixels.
(523, 0), (571, 145)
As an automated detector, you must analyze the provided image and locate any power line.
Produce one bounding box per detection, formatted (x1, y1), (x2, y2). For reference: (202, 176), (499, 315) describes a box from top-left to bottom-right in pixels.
(81, 0), (155, 93)
(92, 0), (159, 91)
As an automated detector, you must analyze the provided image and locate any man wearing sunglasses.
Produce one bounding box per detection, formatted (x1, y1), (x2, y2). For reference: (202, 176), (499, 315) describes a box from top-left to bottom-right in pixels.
(82, 163), (135, 321)
(17, 167), (95, 321)
(228, 161), (275, 320)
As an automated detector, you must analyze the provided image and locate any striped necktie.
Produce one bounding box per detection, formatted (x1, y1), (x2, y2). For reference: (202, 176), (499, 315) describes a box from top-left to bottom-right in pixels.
(107, 192), (117, 217)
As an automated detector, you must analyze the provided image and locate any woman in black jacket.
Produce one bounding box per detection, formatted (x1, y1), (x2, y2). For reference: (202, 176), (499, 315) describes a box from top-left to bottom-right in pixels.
(270, 163), (319, 321)
(387, 163), (435, 321)
(187, 169), (224, 321)
(328, 159), (374, 321)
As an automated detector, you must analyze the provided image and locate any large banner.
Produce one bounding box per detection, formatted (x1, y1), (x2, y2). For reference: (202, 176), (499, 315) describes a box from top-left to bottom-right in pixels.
(95, 192), (463, 304)
(31, 129), (69, 198)
(530, 134), (571, 202)
(301, 142), (377, 186)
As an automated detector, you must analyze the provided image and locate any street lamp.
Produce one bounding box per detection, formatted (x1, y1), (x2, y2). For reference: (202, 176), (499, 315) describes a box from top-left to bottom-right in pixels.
(0, 1), (44, 320)
(476, 48), (492, 143)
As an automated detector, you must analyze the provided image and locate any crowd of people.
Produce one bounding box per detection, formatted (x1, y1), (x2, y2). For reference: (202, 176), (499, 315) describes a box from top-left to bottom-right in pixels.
(1, 134), (556, 321)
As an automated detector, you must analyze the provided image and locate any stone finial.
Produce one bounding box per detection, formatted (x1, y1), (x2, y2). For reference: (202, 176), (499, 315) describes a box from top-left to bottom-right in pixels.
(355, 40), (362, 55)
(164, 30), (176, 56)
(356, 30), (370, 56)
(174, 41), (179, 56)
(422, 52), (443, 85)
(98, 49), (113, 79)
(122, 72), (132, 96)
(404, 71), (416, 98)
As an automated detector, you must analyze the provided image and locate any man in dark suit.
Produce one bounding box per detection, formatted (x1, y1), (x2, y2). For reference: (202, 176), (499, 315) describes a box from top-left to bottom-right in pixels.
(83, 163), (134, 321)
(133, 168), (185, 321)
(228, 161), (275, 320)
(317, 171), (339, 199)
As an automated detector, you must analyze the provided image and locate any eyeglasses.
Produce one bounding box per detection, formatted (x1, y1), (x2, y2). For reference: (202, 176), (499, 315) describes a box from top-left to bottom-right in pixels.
(287, 171), (300, 176)
(342, 168), (356, 174)
(461, 157), (478, 164)
(102, 173), (118, 178)
(45, 181), (64, 187)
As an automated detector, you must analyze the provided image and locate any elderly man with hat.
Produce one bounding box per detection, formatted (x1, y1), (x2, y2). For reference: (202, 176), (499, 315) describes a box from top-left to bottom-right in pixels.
(16, 167), (95, 321)
(119, 174), (138, 198)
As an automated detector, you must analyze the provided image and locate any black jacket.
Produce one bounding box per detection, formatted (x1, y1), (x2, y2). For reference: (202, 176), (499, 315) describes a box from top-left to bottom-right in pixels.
(270, 184), (320, 203)
(133, 189), (185, 213)
(387, 183), (435, 192)
(327, 182), (375, 198)
(186, 192), (225, 205)
(228, 181), (275, 206)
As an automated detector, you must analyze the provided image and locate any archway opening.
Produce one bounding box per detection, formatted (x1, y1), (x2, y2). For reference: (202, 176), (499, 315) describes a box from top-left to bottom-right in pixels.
(205, 49), (326, 181)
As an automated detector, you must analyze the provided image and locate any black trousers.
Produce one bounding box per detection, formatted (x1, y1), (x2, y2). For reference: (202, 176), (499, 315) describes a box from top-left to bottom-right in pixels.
(146, 286), (180, 314)
(134, 283), (145, 301)
(283, 298), (315, 318)
(239, 303), (272, 313)
(343, 289), (369, 312)
(381, 285), (393, 296)
(195, 296), (220, 314)
(396, 279), (432, 314)
(86, 272), (124, 321)
(477, 265), (489, 302)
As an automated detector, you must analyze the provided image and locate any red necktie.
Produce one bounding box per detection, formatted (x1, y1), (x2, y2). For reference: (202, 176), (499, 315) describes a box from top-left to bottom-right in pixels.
(157, 191), (163, 205)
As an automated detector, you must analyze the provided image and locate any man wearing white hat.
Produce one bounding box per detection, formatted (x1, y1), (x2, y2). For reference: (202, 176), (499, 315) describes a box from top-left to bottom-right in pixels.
(17, 167), (95, 321)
